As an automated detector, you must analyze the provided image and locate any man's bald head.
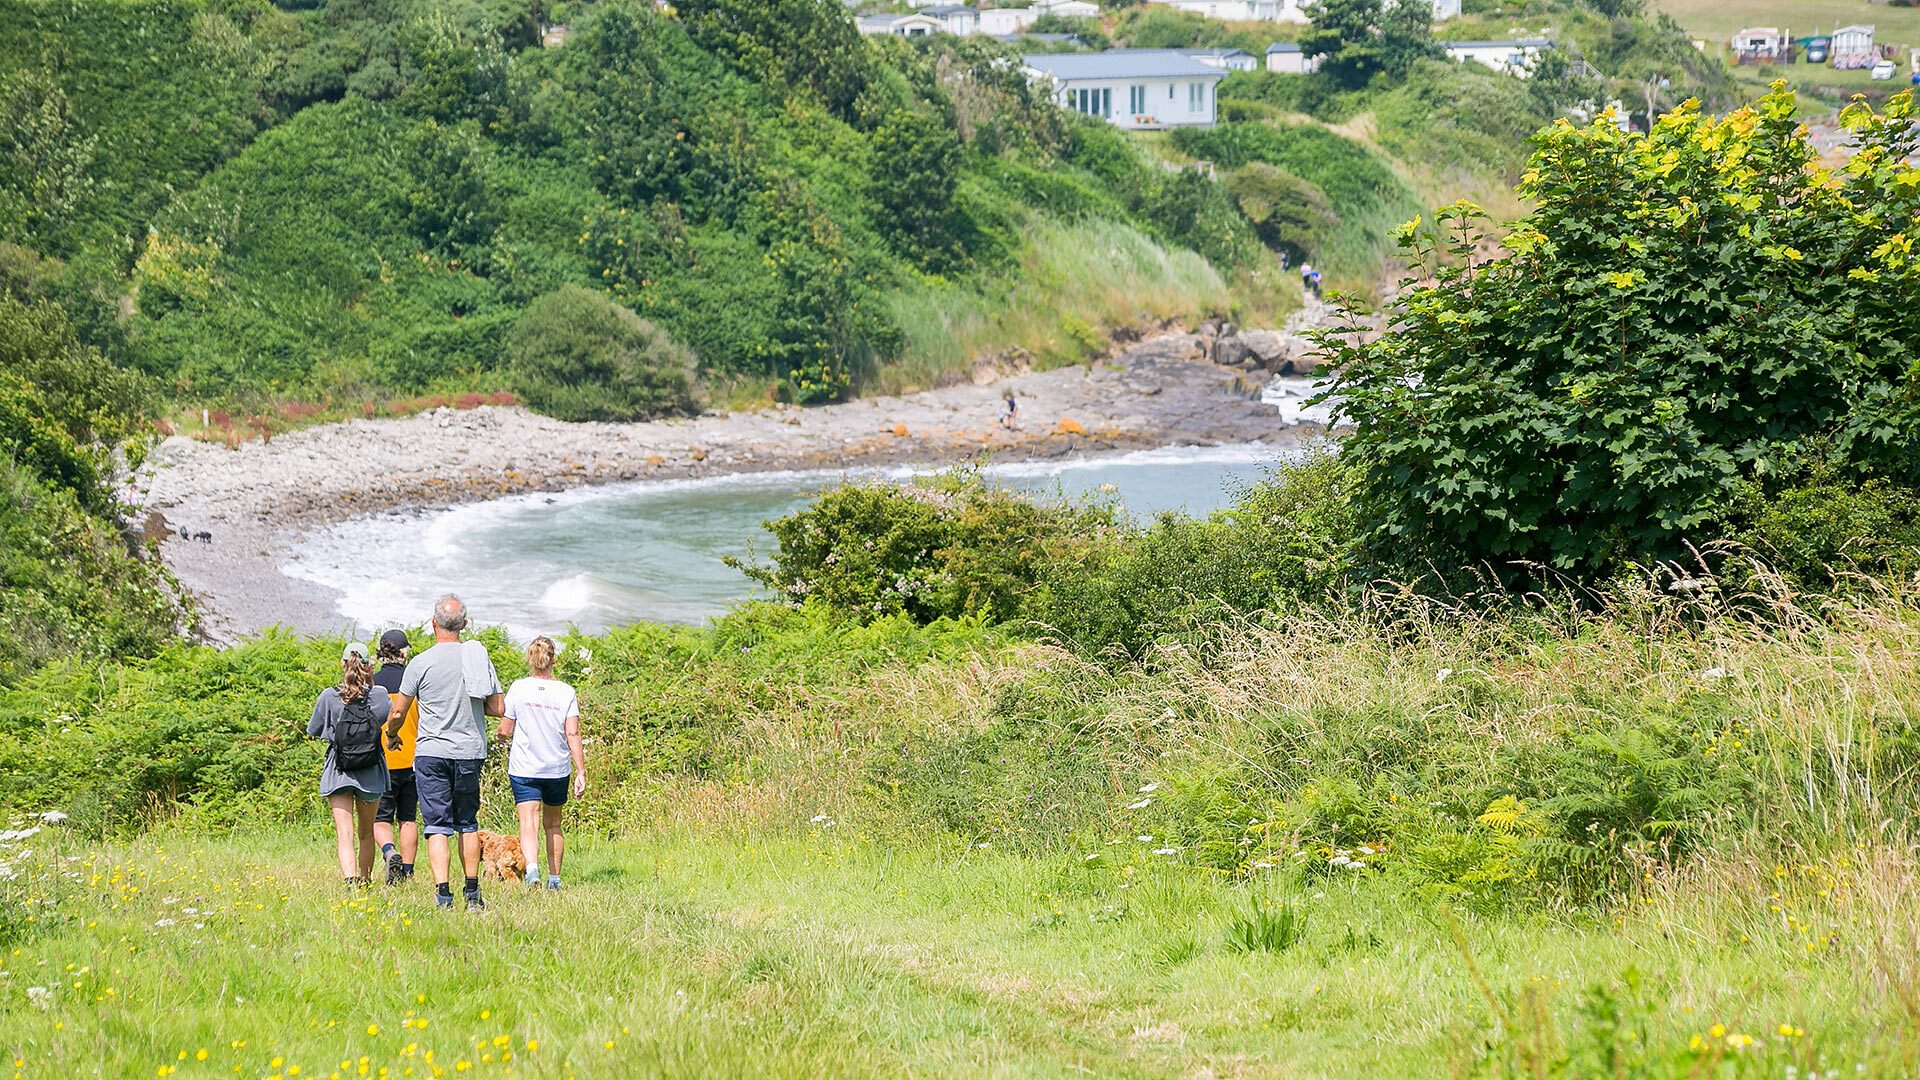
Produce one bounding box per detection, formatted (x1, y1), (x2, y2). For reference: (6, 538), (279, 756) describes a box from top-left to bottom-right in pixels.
(432, 595), (469, 634)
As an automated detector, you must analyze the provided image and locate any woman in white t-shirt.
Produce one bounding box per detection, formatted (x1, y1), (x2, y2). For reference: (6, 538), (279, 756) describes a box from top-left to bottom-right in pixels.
(496, 637), (586, 889)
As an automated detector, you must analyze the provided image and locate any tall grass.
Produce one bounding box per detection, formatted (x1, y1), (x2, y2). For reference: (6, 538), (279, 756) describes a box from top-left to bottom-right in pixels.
(874, 218), (1287, 395)
(5, 571), (1920, 1071)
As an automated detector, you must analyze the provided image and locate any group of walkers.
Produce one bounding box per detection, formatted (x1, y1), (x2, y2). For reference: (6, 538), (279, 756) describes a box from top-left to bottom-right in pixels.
(1275, 249), (1322, 299)
(305, 595), (586, 910)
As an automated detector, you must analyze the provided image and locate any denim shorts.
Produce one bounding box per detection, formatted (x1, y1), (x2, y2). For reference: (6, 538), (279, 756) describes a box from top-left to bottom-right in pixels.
(376, 767), (417, 825)
(415, 756), (483, 836)
(509, 774), (570, 807)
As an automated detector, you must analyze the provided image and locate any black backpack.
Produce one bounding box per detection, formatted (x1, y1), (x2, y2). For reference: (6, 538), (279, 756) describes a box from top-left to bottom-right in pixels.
(332, 695), (381, 772)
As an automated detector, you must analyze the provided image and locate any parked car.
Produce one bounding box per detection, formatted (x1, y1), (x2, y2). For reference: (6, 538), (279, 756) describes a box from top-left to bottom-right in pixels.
(1870, 58), (1897, 79)
(1804, 40), (1829, 63)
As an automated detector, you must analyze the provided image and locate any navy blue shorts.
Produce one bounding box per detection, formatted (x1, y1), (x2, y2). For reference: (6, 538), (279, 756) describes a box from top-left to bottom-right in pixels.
(376, 766), (417, 825)
(509, 774), (570, 807)
(415, 756), (483, 836)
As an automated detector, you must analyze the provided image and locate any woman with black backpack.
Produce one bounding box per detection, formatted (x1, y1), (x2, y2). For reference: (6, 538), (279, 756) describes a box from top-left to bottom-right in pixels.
(308, 642), (393, 887)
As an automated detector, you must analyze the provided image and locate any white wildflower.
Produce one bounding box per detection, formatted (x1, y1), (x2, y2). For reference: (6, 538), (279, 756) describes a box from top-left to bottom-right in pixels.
(154, 918), (176, 928)
(1702, 667), (1729, 680)
(1328, 854), (1352, 868)
(1138, 782), (1160, 794)
(1436, 667), (1453, 684)
(1358, 845), (1375, 855)
(1347, 860), (1368, 871)
(809, 814), (830, 824)
(1083, 853), (1100, 862)
(1136, 835), (1153, 842)
(1125, 798), (1153, 810)
(38, 811), (68, 824)
(0, 864), (14, 881)
(1151, 848), (1180, 856)
(27, 986), (51, 1007)
(976, 842), (990, 849)
(0, 827), (40, 842)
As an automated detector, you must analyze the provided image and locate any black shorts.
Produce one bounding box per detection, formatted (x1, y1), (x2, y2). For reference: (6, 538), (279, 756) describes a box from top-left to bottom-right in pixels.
(414, 756), (483, 837)
(375, 767), (417, 825)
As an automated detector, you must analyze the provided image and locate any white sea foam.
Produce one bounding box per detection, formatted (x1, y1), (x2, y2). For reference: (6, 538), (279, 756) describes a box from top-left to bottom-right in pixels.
(1261, 376), (1342, 427)
(540, 573), (597, 615)
(282, 443), (1288, 638)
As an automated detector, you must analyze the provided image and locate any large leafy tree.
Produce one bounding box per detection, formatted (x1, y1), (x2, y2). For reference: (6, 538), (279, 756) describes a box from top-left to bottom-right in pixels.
(1318, 87), (1920, 576)
(674, 0), (870, 122)
(0, 70), (96, 251)
(1300, 0), (1440, 90)
(869, 109), (965, 271)
(0, 295), (148, 515)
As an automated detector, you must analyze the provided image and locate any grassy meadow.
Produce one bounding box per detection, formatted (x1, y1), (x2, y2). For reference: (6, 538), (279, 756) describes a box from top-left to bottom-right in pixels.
(1653, 0), (1920, 46)
(1, 825), (1915, 1079)
(6, 573), (1920, 1077)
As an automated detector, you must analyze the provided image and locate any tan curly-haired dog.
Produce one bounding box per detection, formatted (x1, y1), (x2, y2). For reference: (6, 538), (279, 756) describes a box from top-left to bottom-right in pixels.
(476, 830), (527, 881)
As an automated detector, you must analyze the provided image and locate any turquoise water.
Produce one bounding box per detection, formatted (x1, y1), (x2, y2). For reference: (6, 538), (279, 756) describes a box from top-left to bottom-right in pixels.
(283, 443), (1304, 637)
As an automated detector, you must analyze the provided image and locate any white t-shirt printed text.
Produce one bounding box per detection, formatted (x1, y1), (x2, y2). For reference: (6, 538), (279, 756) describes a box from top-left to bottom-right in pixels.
(504, 677), (580, 779)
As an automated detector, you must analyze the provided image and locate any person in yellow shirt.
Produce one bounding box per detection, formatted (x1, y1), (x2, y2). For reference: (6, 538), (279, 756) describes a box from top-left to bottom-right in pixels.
(370, 629), (421, 885)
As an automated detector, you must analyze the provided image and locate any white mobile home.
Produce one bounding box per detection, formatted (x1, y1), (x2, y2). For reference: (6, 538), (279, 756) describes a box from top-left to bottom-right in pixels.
(1178, 47), (1260, 71)
(1263, 42), (1320, 74)
(1441, 38), (1552, 75)
(856, 13), (942, 36)
(979, 7), (1038, 34)
(1023, 50), (1229, 128)
(1831, 25), (1876, 69)
(1147, 0), (1297, 21)
(1037, 0), (1102, 15)
(923, 4), (981, 36)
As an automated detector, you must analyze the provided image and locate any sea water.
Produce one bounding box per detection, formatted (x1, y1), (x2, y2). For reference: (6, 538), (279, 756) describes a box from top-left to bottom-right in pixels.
(282, 441), (1311, 638)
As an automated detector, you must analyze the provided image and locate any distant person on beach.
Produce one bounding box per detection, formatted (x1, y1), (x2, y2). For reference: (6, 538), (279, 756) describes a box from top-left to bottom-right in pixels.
(387, 595), (503, 911)
(498, 636), (587, 890)
(1000, 391), (1019, 431)
(308, 642), (392, 888)
(370, 629), (420, 885)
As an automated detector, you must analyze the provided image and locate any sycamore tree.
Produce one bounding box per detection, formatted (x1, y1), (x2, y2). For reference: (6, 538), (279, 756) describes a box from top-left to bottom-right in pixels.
(1317, 87), (1920, 577)
(1300, 0), (1440, 90)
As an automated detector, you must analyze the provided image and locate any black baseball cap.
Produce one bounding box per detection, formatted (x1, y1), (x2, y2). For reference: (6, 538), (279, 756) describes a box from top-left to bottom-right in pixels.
(378, 629), (411, 653)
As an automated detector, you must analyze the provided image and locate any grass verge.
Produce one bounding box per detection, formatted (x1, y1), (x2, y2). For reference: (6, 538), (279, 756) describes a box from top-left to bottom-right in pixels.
(1, 826), (1915, 1078)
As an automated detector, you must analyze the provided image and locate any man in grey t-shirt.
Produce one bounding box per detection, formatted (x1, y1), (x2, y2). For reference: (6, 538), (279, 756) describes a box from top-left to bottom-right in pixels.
(387, 595), (503, 911)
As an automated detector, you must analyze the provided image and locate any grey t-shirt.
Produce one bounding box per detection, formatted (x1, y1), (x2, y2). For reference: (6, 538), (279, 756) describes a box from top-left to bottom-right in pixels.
(307, 687), (392, 798)
(399, 641), (500, 760)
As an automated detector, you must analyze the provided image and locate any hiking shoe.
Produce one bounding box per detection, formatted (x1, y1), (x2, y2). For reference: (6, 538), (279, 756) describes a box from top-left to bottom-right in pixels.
(545, 876), (561, 891)
(384, 849), (406, 887)
(523, 870), (542, 888)
(465, 893), (486, 913)
(435, 891), (454, 910)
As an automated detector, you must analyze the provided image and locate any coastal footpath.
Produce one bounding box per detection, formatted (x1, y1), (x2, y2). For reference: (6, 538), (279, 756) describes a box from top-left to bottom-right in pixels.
(136, 329), (1326, 642)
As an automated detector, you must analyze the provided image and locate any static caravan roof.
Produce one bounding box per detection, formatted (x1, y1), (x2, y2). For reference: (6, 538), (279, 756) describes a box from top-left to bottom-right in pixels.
(1265, 42), (1304, 53)
(1443, 38), (1553, 48)
(1023, 49), (1232, 80)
